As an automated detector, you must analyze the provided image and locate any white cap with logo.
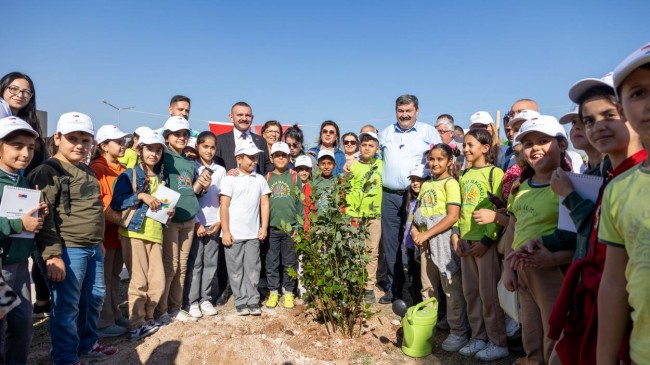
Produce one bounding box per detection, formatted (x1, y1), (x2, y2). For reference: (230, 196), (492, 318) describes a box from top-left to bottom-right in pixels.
(163, 116), (190, 132)
(508, 110), (540, 127)
(295, 155), (313, 168)
(271, 142), (290, 155)
(134, 126), (153, 137)
(317, 149), (335, 161)
(568, 72), (614, 104)
(408, 163), (430, 179)
(96, 125), (131, 145)
(359, 131), (379, 141)
(0, 116), (39, 139)
(57, 112), (94, 136)
(470, 111), (494, 126)
(138, 129), (166, 147)
(234, 140), (262, 156)
(515, 115), (566, 143)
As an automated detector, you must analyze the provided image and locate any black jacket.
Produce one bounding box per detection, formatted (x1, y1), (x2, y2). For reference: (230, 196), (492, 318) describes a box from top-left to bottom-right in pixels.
(214, 130), (272, 174)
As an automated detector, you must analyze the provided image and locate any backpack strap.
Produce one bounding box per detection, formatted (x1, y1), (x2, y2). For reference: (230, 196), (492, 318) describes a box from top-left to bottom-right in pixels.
(43, 159), (71, 215)
(488, 166), (496, 193)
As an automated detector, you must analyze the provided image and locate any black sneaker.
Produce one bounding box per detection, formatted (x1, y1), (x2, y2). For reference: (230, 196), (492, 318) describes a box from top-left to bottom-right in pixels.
(215, 287), (232, 306)
(128, 321), (159, 341)
(364, 290), (376, 304)
(33, 302), (50, 318)
(378, 291), (393, 305)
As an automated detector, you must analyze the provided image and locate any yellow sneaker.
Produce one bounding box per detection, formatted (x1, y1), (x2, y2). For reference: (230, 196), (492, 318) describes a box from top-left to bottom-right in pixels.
(265, 292), (279, 308)
(283, 293), (295, 309)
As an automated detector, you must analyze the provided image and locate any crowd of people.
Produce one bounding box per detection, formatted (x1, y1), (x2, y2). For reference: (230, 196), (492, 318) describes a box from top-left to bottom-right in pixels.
(0, 41), (648, 365)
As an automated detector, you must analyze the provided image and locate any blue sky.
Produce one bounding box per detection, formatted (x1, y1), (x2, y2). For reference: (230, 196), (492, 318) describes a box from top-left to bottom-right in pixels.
(5, 1), (649, 145)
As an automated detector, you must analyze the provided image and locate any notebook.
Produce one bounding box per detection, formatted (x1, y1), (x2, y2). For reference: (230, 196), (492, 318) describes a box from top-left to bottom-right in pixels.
(0, 186), (41, 239)
(558, 173), (603, 233)
(145, 185), (181, 224)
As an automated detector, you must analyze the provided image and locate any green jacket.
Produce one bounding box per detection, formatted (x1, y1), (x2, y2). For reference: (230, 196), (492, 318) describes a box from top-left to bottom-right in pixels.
(163, 150), (200, 223)
(0, 172), (36, 265)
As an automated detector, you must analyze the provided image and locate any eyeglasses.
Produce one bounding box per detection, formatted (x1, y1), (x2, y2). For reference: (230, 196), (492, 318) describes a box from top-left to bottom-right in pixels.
(322, 130), (336, 135)
(287, 142), (300, 149)
(343, 140), (357, 146)
(5, 85), (33, 99)
(436, 129), (452, 135)
(265, 130), (280, 135)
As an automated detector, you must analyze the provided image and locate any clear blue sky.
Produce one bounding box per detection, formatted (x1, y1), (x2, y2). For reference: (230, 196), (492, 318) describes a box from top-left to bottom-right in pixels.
(5, 0), (649, 146)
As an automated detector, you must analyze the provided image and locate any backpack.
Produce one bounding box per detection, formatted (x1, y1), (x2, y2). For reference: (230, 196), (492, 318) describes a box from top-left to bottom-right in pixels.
(42, 159), (95, 215)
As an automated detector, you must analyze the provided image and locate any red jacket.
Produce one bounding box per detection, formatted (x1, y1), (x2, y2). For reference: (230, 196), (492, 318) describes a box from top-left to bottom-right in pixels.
(89, 156), (126, 249)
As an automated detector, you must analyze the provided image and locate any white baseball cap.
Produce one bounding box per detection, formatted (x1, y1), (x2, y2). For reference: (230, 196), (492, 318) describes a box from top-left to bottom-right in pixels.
(515, 115), (566, 143)
(613, 42), (650, 96)
(317, 149), (335, 161)
(57, 112), (94, 136)
(0, 116), (39, 139)
(512, 132), (521, 147)
(568, 72), (614, 104)
(359, 131), (379, 142)
(234, 140), (262, 156)
(163, 116), (190, 133)
(508, 110), (540, 127)
(134, 126), (152, 137)
(559, 105), (580, 125)
(407, 163), (430, 179)
(95, 125), (131, 145)
(187, 137), (197, 149)
(138, 129), (166, 147)
(469, 111), (494, 127)
(295, 155), (313, 168)
(271, 142), (290, 155)
(0, 100), (11, 119)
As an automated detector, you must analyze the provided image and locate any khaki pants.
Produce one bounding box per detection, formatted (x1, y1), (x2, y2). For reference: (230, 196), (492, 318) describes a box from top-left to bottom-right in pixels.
(362, 218), (381, 291)
(97, 248), (125, 328)
(121, 237), (164, 330)
(158, 220), (195, 315)
(517, 266), (563, 365)
(461, 242), (507, 346)
(420, 246), (468, 337)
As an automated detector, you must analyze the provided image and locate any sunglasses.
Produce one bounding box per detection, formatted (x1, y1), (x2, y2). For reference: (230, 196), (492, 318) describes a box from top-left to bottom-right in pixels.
(287, 143), (300, 149)
(343, 140), (357, 146)
(322, 129), (337, 135)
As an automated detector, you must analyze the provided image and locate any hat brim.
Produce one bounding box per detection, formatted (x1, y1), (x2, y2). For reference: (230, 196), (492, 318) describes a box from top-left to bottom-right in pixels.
(59, 127), (95, 137)
(559, 112), (579, 125)
(235, 148), (262, 156)
(569, 78), (613, 104)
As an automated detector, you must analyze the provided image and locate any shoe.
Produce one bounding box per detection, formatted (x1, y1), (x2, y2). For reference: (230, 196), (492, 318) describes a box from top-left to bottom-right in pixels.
(115, 317), (130, 328)
(475, 341), (509, 361)
(249, 305), (262, 316)
(173, 309), (198, 322)
(215, 287), (232, 306)
(33, 301), (50, 318)
(364, 290), (376, 304)
(154, 312), (172, 327)
(97, 325), (127, 338)
(283, 293), (295, 309)
(200, 301), (218, 316)
(265, 292), (280, 308)
(436, 315), (450, 331)
(128, 321), (159, 341)
(378, 291), (393, 305)
(458, 338), (487, 357)
(71, 361), (87, 365)
(441, 334), (469, 352)
(79, 343), (118, 362)
(236, 306), (250, 316)
(505, 315), (521, 338)
(188, 304), (203, 319)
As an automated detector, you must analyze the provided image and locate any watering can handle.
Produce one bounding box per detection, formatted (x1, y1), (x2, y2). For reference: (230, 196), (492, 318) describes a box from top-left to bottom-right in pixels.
(406, 296), (438, 323)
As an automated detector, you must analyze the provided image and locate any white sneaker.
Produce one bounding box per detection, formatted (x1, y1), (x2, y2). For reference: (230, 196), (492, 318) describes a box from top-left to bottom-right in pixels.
(188, 304), (203, 318)
(475, 341), (509, 361)
(200, 301), (218, 316)
(172, 309), (198, 322)
(441, 334), (469, 352)
(458, 338), (487, 357)
(505, 315), (521, 338)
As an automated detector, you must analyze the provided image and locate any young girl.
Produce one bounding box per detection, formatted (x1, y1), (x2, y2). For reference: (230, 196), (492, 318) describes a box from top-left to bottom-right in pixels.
(187, 132), (226, 318)
(89, 125), (130, 338)
(412, 144), (469, 352)
(503, 116), (575, 365)
(454, 128), (508, 361)
(402, 163), (427, 301)
(111, 130), (170, 341)
(0, 116), (47, 364)
(158, 116), (210, 323)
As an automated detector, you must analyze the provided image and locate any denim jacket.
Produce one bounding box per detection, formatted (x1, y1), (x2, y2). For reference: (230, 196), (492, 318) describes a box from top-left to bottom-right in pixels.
(110, 164), (153, 233)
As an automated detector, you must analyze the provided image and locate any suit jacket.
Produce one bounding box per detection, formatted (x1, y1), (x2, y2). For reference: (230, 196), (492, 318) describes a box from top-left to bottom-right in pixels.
(214, 130), (273, 174)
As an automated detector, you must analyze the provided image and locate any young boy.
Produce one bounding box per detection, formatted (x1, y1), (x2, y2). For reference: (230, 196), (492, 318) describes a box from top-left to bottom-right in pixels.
(313, 150), (337, 214)
(264, 142), (302, 309)
(345, 132), (383, 304)
(598, 43), (650, 365)
(29, 112), (118, 365)
(220, 140), (271, 316)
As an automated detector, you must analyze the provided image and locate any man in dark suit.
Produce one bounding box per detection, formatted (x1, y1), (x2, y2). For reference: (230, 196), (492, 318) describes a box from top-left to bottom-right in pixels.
(214, 101), (272, 174)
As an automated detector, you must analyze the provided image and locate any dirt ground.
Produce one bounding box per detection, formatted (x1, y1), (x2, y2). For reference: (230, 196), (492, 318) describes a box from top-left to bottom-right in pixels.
(27, 285), (522, 365)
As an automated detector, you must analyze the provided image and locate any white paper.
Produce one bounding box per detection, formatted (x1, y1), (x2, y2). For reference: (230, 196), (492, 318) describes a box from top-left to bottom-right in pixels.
(0, 186), (41, 239)
(145, 185), (181, 224)
(558, 172), (603, 233)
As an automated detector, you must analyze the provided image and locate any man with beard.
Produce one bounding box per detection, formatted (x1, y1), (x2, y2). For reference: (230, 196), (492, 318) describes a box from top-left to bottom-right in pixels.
(378, 95), (441, 304)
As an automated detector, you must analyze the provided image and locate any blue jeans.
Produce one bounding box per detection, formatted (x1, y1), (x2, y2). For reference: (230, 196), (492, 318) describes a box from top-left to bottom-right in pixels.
(49, 246), (105, 365)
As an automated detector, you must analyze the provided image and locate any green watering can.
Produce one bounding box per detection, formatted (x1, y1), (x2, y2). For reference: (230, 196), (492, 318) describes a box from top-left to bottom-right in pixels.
(394, 297), (438, 358)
